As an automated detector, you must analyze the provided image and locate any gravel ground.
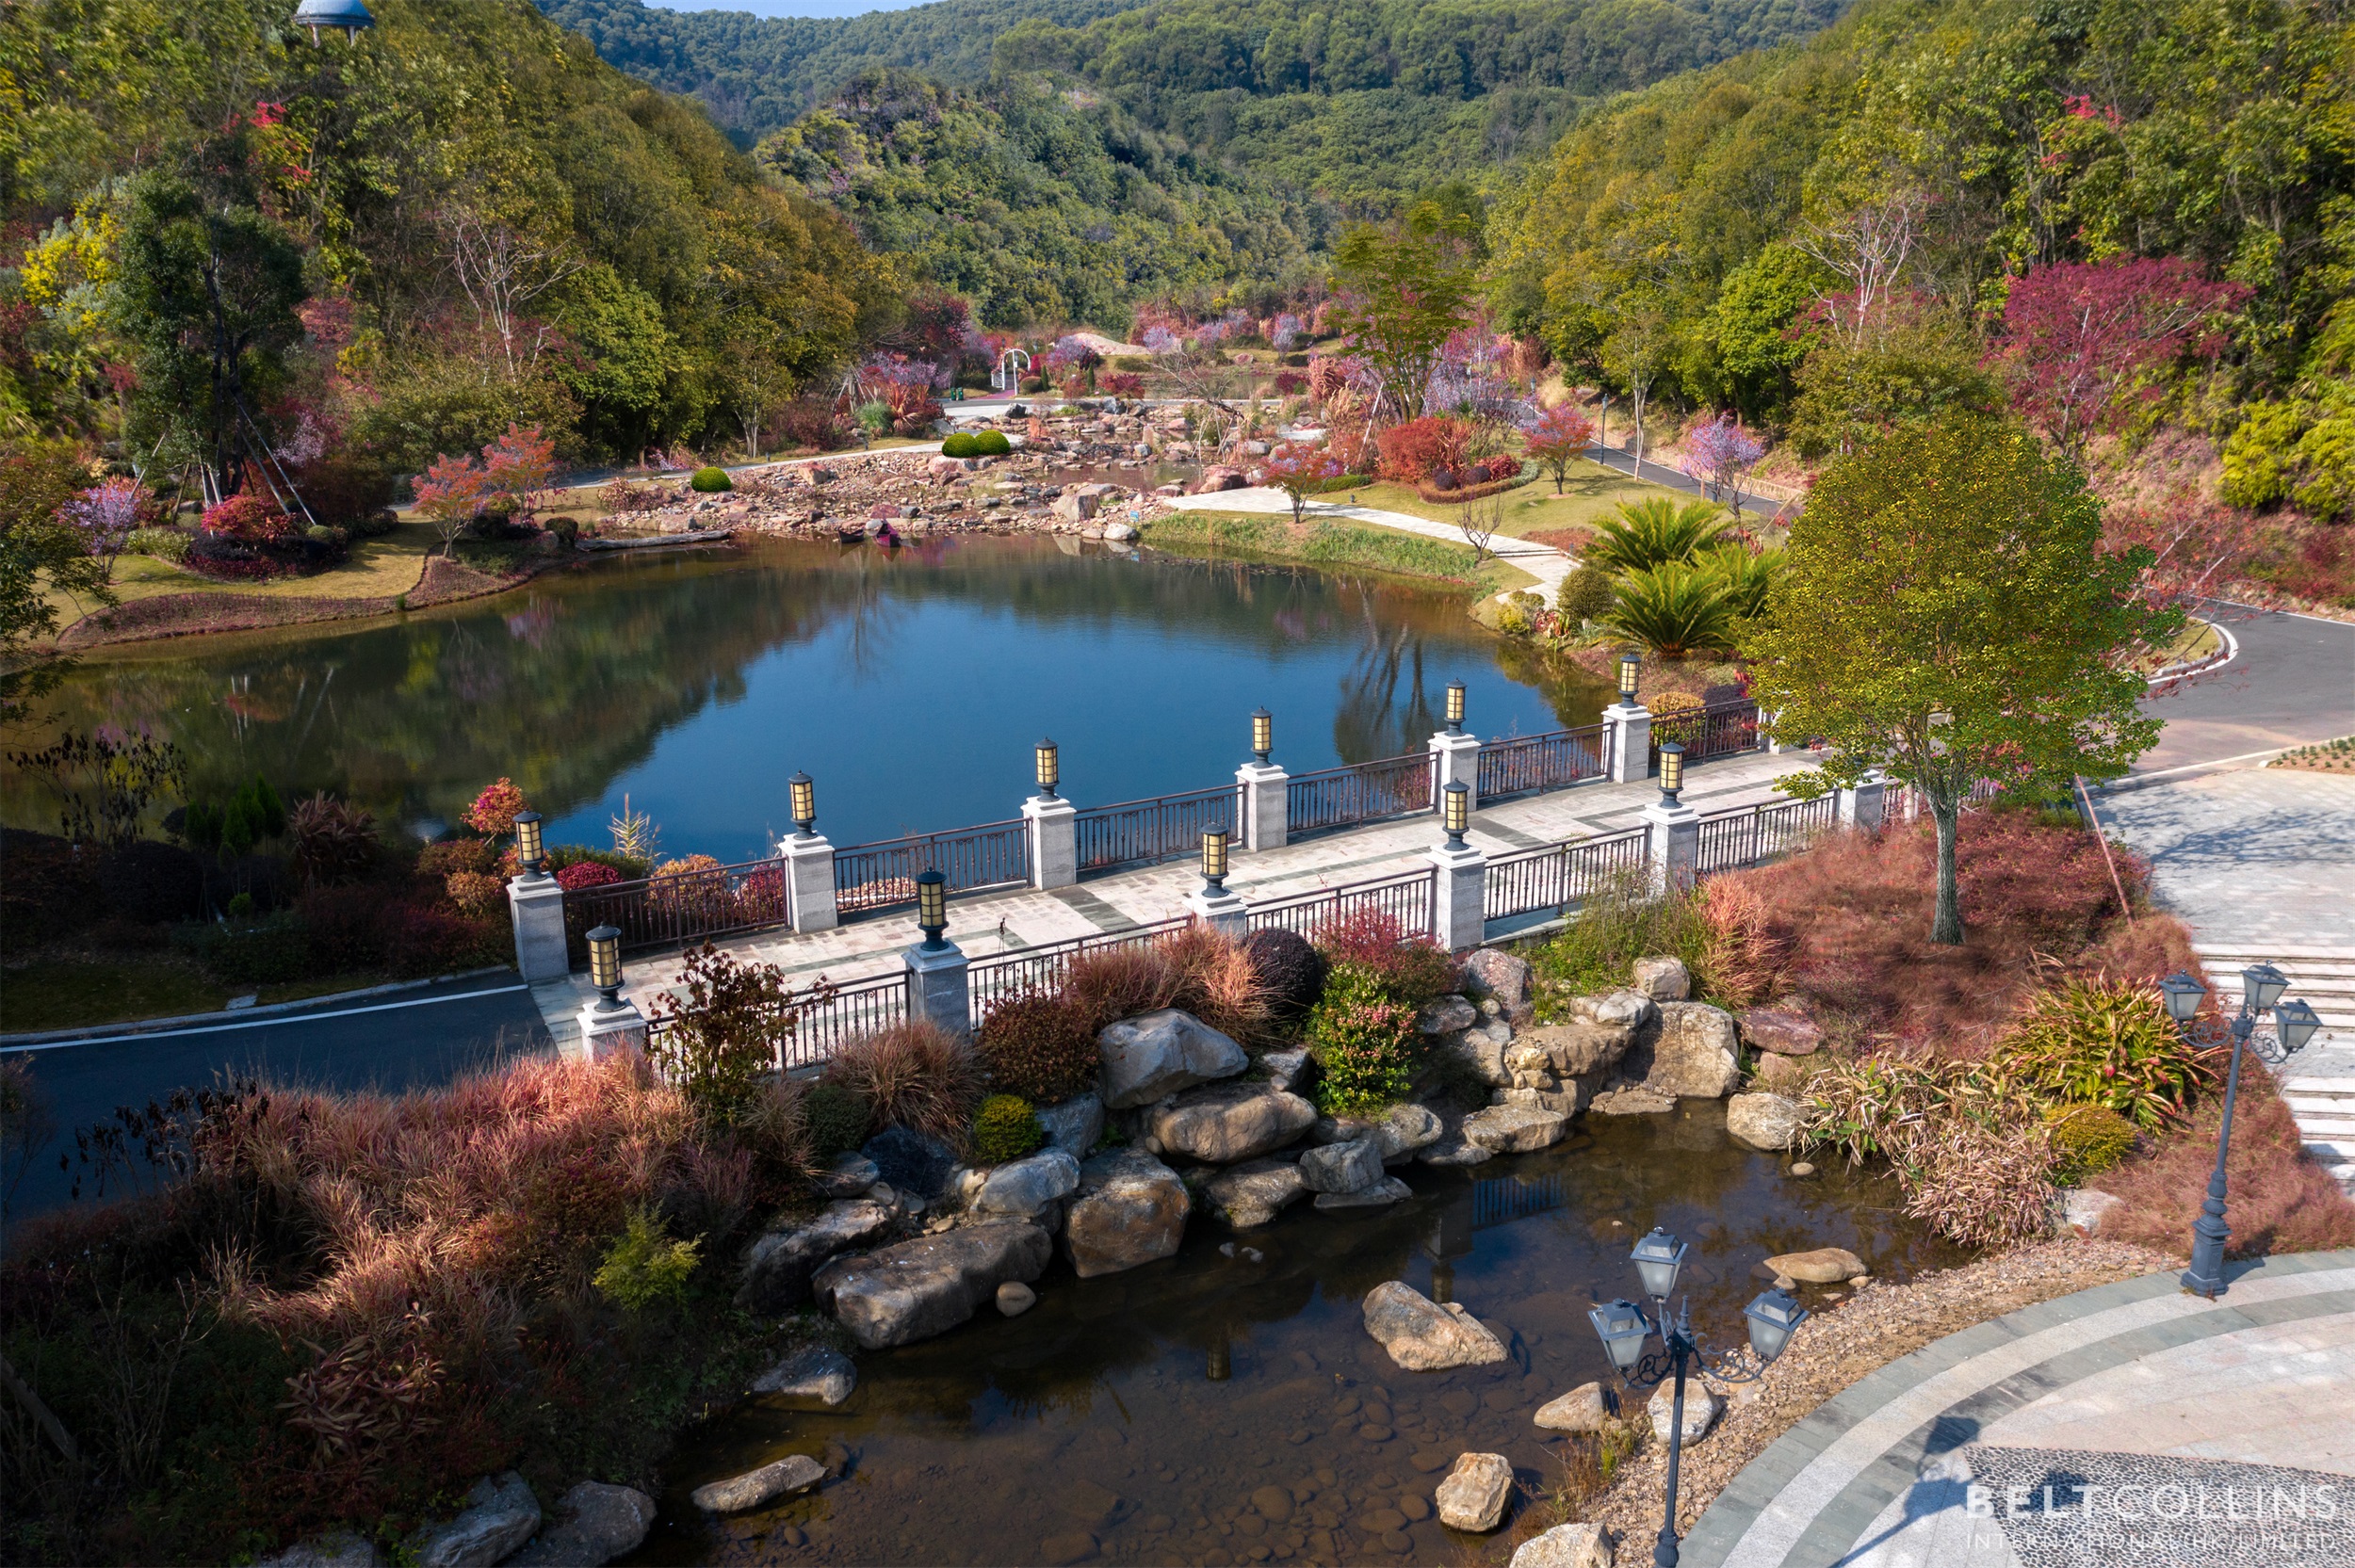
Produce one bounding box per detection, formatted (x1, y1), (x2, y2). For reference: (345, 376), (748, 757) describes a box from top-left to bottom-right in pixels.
(1567, 1238), (2184, 1556)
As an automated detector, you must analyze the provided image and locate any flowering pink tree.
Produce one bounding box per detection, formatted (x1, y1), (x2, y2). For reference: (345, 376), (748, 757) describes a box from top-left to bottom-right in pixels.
(1262, 441), (1345, 525)
(61, 477), (150, 583)
(1520, 404), (1596, 493)
(1992, 258), (2248, 456)
(465, 777), (530, 836)
(1680, 416), (1767, 518)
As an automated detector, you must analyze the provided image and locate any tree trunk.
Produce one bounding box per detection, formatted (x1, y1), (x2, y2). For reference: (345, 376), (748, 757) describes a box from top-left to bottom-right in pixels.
(1930, 799), (1964, 945)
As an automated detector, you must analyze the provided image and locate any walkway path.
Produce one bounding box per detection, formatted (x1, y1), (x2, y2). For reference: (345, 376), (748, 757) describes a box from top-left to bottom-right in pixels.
(528, 745), (1815, 1043)
(1160, 487), (1580, 603)
(1683, 1249), (2355, 1566)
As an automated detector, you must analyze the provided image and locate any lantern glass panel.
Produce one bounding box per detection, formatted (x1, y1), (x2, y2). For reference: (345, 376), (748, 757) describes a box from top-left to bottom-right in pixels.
(1444, 782), (1469, 836)
(1617, 653), (1640, 698)
(917, 870), (947, 931)
(1201, 830), (1229, 882)
(2243, 963), (2290, 1012)
(2275, 998), (2322, 1054)
(586, 926), (621, 992)
(1252, 709), (1273, 760)
(1630, 1228), (1687, 1300)
(1445, 681), (1466, 728)
(2158, 970), (2207, 1025)
(514, 811), (544, 869)
(1659, 744), (1685, 796)
(1744, 1288), (1807, 1364)
(788, 771), (815, 830)
(1036, 739), (1059, 793)
(1587, 1300), (1651, 1374)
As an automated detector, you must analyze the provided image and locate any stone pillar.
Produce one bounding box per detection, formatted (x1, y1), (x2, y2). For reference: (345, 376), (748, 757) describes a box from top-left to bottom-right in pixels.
(1643, 797), (1700, 895)
(1765, 706), (1791, 755)
(1838, 769), (1888, 832)
(779, 832), (838, 932)
(573, 995), (648, 1063)
(905, 937), (972, 1040)
(507, 872), (569, 983)
(1236, 763), (1289, 852)
(1428, 841), (1488, 952)
(1186, 881), (1250, 939)
(1427, 731), (1482, 813)
(1604, 701), (1652, 784)
(1025, 794), (1079, 889)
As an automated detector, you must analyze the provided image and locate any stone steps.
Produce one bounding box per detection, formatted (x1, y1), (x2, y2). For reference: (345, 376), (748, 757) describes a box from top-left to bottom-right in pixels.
(2194, 945), (2355, 1192)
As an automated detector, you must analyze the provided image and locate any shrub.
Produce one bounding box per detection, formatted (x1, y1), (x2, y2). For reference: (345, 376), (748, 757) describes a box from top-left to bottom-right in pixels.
(1991, 978), (2222, 1130)
(689, 467), (732, 493)
(417, 837), (500, 879)
(0, 829), (106, 945)
(1530, 873), (1710, 1012)
(178, 911), (314, 985)
(1900, 1117), (2057, 1248)
(804, 1083), (873, 1161)
(556, 860), (624, 893)
(1695, 875), (1790, 1008)
(1242, 927), (1329, 1026)
(822, 1022), (978, 1145)
(1064, 942), (1183, 1032)
(201, 492), (296, 542)
(972, 429), (1013, 456)
(126, 525), (189, 561)
(287, 793), (379, 886)
(1557, 565), (1614, 623)
(299, 882), (394, 973)
(1583, 498), (1731, 575)
(593, 1209), (701, 1310)
(1375, 415), (1471, 482)
(1957, 812), (2138, 945)
(646, 943), (795, 1126)
(2047, 1103), (2139, 1180)
(978, 989), (1101, 1103)
(96, 840), (206, 925)
(1157, 921), (1275, 1043)
(2096, 1074), (2355, 1255)
(381, 902), (506, 978)
(1305, 963), (1422, 1113)
(971, 1093), (1045, 1164)
(941, 432), (980, 458)
(465, 778), (528, 837)
(1602, 560), (1739, 658)
(444, 870), (504, 915)
(1312, 910), (1458, 1008)
(771, 397), (852, 453)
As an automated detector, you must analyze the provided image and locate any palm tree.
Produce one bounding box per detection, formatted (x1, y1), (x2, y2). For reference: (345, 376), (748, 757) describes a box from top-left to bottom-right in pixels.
(1582, 498), (1732, 576)
(1600, 559), (1739, 658)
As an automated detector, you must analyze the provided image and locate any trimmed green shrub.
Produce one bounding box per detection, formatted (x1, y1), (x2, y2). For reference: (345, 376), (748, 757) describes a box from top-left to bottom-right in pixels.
(972, 429), (1013, 457)
(690, 466), (733, 493)
(941, 432), (981, 458)
(1558, 564), (1615, 622)
(1305, 962), (1422, 1114)
(126, 526), (189, 562)
(2047, 1103), (2139, 1180)
(805, 1082), (872, 1161)
(978, 989), (1100, 1102)
(593, 1209), (701, 1309)
(175, 911), (313, 985)
(972, 1093), (1045, 1164)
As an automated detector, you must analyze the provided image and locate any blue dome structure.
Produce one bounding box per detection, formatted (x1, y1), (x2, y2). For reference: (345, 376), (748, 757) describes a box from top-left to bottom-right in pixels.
(293, 0), (372, 44)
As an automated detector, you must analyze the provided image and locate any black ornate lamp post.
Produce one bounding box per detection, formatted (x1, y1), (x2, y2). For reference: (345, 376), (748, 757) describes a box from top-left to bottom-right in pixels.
(1589, 1227), (1808, 1567)
(2165, 965), (2322, 1298)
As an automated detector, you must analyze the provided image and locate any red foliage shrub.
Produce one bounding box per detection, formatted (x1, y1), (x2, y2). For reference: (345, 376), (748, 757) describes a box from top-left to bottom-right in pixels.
(298, 882), (395, 972)
(769, 398), (852, 453)
(2096, 1074), (2355, 1255)
(556, 860), (624, 893)
(383, 901), (507, 978)
(1313, 909), (1458, 1008)
(416, 838), (499, 879)
(1100, 372), (1146, 398)
(1273, 370), (1307, 395)
(203, 493), (296, 542)
(1955, 810), (2141, 946)
(978, 989), (1100, 1102)
(1375, 416), (1472, 483)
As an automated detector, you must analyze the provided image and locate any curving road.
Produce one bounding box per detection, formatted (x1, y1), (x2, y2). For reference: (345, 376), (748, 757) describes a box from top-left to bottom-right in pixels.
(2131, 600), (2355, 774)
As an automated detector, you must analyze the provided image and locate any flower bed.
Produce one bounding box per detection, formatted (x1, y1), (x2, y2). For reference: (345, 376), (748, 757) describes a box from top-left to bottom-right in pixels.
(1414, 461), (1535, 505)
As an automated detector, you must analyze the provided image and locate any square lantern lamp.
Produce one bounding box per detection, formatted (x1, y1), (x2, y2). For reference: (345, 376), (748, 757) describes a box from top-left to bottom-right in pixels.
(788, 771), (817, 838)
(1743, 1287), (1809, 1365)
(1035, 738), (1060, 800)
(2276, 998), (2323, 1055)
(1618, 651), (1640, 701)
(1630, 1227), (1688, 1301)
(1252, 708), (1274, 766)
(2159, 970), (2208, 1026)
(1587, 1299), (1653, 1378)
(916, 869), (949, 949)
(1201, 829), (1230, 894)
(1445, 681), (1467, 736)
(2242, 962), (2290, 1013)
(513, 810), (546, 877)
(586, 925), (624, 1008)
(1658, 743), (1686, 805)
(1443, 781), (1470, 849)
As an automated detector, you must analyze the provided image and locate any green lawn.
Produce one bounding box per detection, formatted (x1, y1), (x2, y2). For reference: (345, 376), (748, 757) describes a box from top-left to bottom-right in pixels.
(1316, 458), (1694, 542)
(1141, 510), (1537, 596)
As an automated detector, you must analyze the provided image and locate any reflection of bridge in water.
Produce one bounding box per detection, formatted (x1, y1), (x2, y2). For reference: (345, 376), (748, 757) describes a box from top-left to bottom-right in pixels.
(1424, 1172), (1570, 1304)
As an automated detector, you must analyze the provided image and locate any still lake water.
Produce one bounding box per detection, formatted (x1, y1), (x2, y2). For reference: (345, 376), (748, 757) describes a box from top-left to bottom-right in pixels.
(18, 537), (1611, 862)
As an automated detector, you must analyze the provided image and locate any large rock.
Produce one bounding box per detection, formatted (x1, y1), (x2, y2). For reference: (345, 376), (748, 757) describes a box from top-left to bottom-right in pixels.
(1589, 1088), (1676, 1115)
(1035, 1092), (1104, 1155)
(1751, 1051), (1823, 1095)
(1200, 1156), (1307, 1228)
(737, 1199), (893, 1314)
(862, 1128), (958, 1198)
(1568, 989), (1657, 1033)
(1145, 1081), (1316, 1163)
(1511, 1523), (1615, 1568)
(2061, 1187), (2125, 1235)
(1763, 1246), (1865, 1284)
(749, 1345), (857, 1405)
(1419, 994), (1478, 1035)
(1418, 1130), (1494, 1167)
(1516, 1021), (1636, 1079)
(1300, 1137), (1385, 1194)
(1500, 1085), (1584, 1116)
(508, 1482), (656, 1567)
(1374, 1103), (1444, 1164)
(812, 1220), (1053, 1349)
(1436, 1452), (1515, 1532)
(1648, 1382), (1722, 1443)
(1533, 1382), (1614, 1433)
(1460, 949), (1533, 1021)
(1632, 956), (1691, 1001)
(1260, 1047), (1314, 1094)
(1441, 1028), (1512, 1087)
(1461, 1104), (1568, 1153)
(1097, 1010), (1248, 1109)
(1740, 1008), (1824, 1056)
(1312, 1175), (1411, 1211)
(1064, 1149), (1190, 1277)
(690, 1454), (825, 1514)
(410, 1474), (541, 1568)
(1725, 1092), (1806, 1151)
(1361, 1281), (1509, 1371)
(973, 1147), (1082, 1225)
(1625, 1002), (1742, 1099)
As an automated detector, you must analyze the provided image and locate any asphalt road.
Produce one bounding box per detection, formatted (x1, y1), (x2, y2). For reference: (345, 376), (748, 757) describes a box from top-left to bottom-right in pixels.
(2, 974), (551, 1226)
(2134, 601), (2355, 773)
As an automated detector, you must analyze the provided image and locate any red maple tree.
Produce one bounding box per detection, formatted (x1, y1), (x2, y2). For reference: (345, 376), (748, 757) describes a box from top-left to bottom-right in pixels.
(1992, 258), (2247, 455)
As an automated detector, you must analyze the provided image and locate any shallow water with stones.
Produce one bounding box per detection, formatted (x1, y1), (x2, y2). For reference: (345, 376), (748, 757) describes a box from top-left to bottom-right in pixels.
(634, 1105), (1961, 1566)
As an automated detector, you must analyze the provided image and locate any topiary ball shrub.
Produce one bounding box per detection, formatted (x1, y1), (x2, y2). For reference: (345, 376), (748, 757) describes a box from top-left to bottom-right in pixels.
(971, 1093), (1045, 1164)
(2047, 1103), (2140, 1180)
(805, 1082), (872, 1161)
(977, 989), (1101, 1103)
(1430, 468), (1458, 492)
(1558, 565), (1615, 623)
(690, 466), (733, 493)
(1304, 962), (1423, 1114)
(1242, 927), (1329, 1026)
(972, 429), (1013, 457)
(941, 432), (980, 459)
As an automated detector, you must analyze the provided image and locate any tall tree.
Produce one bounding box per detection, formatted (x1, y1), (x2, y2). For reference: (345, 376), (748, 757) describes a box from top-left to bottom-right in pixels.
(1326, 202), (1477, 422)
(1745, 415), (2174, 945)
(1992, 258), (2247, 456)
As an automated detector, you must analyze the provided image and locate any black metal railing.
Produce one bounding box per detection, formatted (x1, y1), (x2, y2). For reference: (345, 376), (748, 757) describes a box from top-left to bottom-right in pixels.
(1651, 697), (1762, 766)
(642, 966), (908, 1072)
(562, 854), (791, 957)
(1476, 723), (1606, 801)
(1244, 867), (1438, 944)
(834, 819), (1030, 917)
(1482, 826), (1649, 922)
(966, 915), (1195, 1017)
(1695, 793), (1838, 874)
(1075, 784), (1237, 873)
(1285, 751), (1435, 836)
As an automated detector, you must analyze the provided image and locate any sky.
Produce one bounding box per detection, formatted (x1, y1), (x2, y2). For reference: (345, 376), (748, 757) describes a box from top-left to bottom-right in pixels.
(644, 0), (935, 15)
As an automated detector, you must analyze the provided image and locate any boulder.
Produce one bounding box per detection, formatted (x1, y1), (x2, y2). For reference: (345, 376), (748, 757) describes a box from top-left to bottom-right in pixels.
(1097, 1010), (1248, 1109)
(749, 1345), (856, 1405)
(1051, 491), (1100, 522)
(1499, 1086), (1583, 1116)
(690, 1455), (825, 1514)
(1568, 990), (1657, 1032)
(1589, 1088), (1675, 1116)
(1102, 521), (1138, 543)
(410, 1474), (541, 1568)
(1511, 1523), (1615, 1568)
(1145, 1081), (1316, 1163)
(1533, 1382), (1614, 1433)
(1763, 1246), (1865, 1284)
(1739, 1008), (1824, 1056)
(1461, 1104), (1568, 1154)
(1200, 1157), (1308, 1228)
(1361, 1281), (1509, 1371)
(261, 1535), (381, 1568)
(1435, 1452), (1515, 1532)
(1035, 1093), (1104, 1156)
(1260, 1048), (1314, 1094)
(508, 1482), (657, 1567)
(1299, 1137), (1385, 1194)
(996, 1281), (1036, 1316)
(1418, 1132), (1494, 1168)
(1441, 1027), (1512, 1087)
(1064, 1149), (1191, 1277)
(1725, 1092), (1806, 1151)
(1750, 1051), (1821, 1095)
(1459, 949), (1533, 1019)
(1626, 1003), (1742, 1099)
(973, 1147), (1082, 1226)
(2061, 1187), (2124, 1235)
(1375, 1103), (1444, 1163)
(1648, 1382), (1722, 1444)
(812, 1220), (1053, 1349)
(737, 1199), (893, 1314)
(1312, 1176), (1411, 1211)
(861, 1128), (958, 1198)
(1516, 1021), (1635, 1079)
(1632, 956), (1691, 1001)
(1419, 995), (1478, 1035)
(815, 1154), (881, 1198)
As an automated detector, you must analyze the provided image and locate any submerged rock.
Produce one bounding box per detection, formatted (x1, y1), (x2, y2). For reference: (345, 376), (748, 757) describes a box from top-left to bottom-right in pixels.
(737, 1199), (892, 1315)
(1725, 1091), (1806, 1151)
(409, 1473), (540, 1568)
(1299, 1137), (1384, 1194)
(1145, 1081), (1316, 1163)
(508, 1482), (657, 1567)
(996, 1280), (1037, 1316)
(749, 1345), (856, 1405)
(1435, 1452), (1515, 1531)
(1097, 1009), (1249, 1109)
(1763, 1246), (1865, 1284)
(1417, 1131), (1494, 1168)
(813, 1220), (1054, 1349)
(690, 1455), (825, 1514)
(1312, 1175), (1411, 1211)
(1361, 1281), (1509, 1371)
(1461, 1104), (1567, 1153)
(1064, 1149), (1190, 1277)
(1201, 1156), (1307, 1228)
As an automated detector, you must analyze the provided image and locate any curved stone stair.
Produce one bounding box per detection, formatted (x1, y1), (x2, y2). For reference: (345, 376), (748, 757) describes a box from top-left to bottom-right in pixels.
(2193, 944), (2355, 1192)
